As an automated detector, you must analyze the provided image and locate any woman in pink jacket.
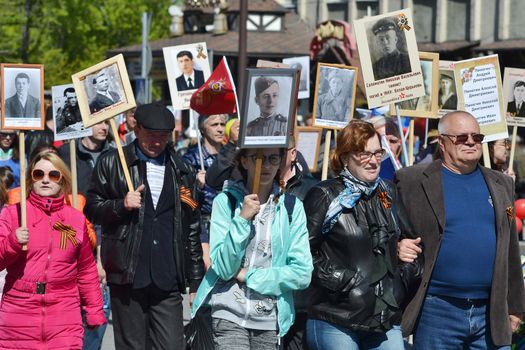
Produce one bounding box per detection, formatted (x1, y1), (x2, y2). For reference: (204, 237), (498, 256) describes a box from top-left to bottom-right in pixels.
(0, 151), (105, 349)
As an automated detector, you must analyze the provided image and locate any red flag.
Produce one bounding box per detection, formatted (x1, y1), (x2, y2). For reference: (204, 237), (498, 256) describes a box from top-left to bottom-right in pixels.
(190, 57), (237, 115)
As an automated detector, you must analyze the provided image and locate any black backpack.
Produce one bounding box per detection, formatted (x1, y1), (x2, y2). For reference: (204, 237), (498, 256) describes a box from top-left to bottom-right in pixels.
(224, 191), (296, 224)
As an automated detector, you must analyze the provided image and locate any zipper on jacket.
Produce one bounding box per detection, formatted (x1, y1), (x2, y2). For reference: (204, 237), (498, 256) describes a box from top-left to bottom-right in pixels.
(40, 215), (54, 346)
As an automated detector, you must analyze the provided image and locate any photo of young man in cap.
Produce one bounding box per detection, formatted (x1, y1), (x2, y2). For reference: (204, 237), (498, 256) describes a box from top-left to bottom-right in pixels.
(246, 76), (288, 137)
(370, 16), (411, 80)
(438, 71), (457, 110)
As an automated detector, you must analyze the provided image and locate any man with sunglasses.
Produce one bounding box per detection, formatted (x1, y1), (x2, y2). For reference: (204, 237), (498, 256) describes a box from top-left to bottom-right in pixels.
(395, 111), (525, 349)
(86, 103), (204, 349)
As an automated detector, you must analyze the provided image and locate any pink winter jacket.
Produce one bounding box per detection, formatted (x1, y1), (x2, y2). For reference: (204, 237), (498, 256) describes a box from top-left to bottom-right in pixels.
(0, 191), (105, 350)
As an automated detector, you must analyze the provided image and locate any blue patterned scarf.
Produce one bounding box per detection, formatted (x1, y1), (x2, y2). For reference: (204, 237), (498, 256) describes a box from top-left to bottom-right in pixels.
(321, 167), (380, 235)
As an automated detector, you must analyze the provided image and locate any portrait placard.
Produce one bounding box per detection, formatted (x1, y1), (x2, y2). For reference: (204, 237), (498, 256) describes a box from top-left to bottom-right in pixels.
(282, 56), (310, 99)
(238, 68), (298, 148)
(312, 63), (357, 129)
(72, 54), (136, 128)
(353, 8), (425, 109)
(1, 64), (44, 130)
(437, 60), (457, 117)
(295, 126), (322, 172)
(51, 84), (93, 141)
(503, 67), (525, 127)
(163, 42), (212, 111)
(454, 55), (508, 142)
(390, 52), (439, 118)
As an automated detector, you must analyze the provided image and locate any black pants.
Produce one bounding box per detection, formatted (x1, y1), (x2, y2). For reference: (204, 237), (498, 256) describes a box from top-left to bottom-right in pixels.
(109, 283), (184, 350)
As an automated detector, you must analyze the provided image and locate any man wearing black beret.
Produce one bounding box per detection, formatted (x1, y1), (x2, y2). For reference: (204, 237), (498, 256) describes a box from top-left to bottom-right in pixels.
(246, 76), (288, 137)
(86, 103), (204, 349)
(371, 17), (411, 80)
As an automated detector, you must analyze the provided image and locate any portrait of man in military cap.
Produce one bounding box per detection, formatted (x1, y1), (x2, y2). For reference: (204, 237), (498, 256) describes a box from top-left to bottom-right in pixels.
(369, 16), (411, 80)
(239, 69), (298, 148)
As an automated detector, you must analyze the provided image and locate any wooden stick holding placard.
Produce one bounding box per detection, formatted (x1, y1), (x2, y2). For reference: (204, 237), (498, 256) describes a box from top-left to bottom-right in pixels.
(20, 132), (27, 251)
(482, 143), (491, 168)
(191, 110), (205, 171)
(69, 140), (78, 209)
(408, 119), (415, 166)
(321, 130), (332, 181)
(395, 104), (409, 167)
(109, 119), (134, 191)
(251, 149), (263, 194)
(509, 126), (518, 173)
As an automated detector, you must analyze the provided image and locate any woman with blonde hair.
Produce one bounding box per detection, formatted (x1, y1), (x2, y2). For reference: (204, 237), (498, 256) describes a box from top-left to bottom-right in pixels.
(0, 151), (105, 349)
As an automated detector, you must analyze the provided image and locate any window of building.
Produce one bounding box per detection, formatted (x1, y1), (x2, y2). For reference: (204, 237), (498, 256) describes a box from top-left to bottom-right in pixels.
(446, 0), (470, 41)
(327, 0), (348, 21)
(356, 0), (379, 19)
(508, 0), (525, 39)
(246, 13), (283, 32)
(413, 0), (436, 42)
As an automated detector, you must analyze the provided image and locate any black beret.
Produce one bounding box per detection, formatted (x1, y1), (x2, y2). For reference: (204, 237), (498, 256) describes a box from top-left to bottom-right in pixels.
(372, 17), (398, 35)
(134, 103), (175, 131)
(254, 77), (278, 96)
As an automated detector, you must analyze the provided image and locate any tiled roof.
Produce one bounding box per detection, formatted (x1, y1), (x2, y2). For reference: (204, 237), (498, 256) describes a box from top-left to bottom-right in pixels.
(108, 12), (313, 58)
(417, 40), (480, 53)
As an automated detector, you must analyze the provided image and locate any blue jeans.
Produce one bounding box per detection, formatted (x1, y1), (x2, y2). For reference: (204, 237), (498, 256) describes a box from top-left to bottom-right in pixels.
(413, 294), (511, 350)
(83, 285), (110, 350)
(306, 318), (403, 350)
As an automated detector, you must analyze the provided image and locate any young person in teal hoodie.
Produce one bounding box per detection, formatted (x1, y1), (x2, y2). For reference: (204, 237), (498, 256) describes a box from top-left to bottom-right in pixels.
(191, 147), (313, 349)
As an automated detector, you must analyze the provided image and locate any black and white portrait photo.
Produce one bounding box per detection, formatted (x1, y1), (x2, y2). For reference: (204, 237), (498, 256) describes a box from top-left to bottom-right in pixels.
(283, 56), (310, 99)
(1, 64), (44, 130)
(354, 9), (424, 109)
(239, 68), (298, 148)
(395, 52), (439, 118)
(163, 42), (212, 111)
(52, 83), (92, 141)
(72, 54), (136, 128)
(438, 70), (457, 110)
(503, 67), (525, 127)
(313, 63), (357, 129)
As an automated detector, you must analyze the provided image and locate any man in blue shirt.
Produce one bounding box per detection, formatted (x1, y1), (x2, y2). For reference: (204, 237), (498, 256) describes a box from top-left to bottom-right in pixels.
(395, 111), (525, 349)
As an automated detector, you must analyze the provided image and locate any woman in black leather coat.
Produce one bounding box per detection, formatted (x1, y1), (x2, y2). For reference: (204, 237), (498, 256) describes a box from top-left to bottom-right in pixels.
(304, 120), (422, 350)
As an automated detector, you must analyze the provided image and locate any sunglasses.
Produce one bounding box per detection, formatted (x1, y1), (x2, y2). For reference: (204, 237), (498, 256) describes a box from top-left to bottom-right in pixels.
(0, 132), (15, 139)
(441, 133), (485, 145)
(32, 169), (62, 183)
(354, 149), (386, 162)
(245, 154), (282, 166)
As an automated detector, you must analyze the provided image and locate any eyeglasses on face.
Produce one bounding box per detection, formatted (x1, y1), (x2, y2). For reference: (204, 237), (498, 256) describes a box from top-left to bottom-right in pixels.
(494, 139), (511, 150)
(32, 169), (62, 183)
(441, 133), (485, 145)
(245, 154), (282, 166)
(0, 132), (15, 139)
(354, 149), (386, 162)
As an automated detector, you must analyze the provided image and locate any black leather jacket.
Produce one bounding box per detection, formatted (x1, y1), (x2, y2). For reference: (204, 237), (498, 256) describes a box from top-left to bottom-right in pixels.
(304, 177), (422, 331)
(85, 142), (205, 292)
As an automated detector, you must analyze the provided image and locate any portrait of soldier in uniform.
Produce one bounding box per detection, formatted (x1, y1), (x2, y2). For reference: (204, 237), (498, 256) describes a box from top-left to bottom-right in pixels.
(246, 77), (288, 137)
(56, 87), (82, 132)
(370, 17), (411, 80)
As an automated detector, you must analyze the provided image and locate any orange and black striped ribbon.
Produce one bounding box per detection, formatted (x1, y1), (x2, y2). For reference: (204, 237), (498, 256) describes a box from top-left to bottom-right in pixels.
(180, 186), (198, 210)
(378, 191), (392, 209)
(53, 221), (78, 250)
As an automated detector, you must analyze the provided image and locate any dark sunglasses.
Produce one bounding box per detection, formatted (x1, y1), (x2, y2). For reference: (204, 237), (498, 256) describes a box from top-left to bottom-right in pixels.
(245, 154), (282, 166)
(32, 169), (62, 183)
(441, 133), (485, 145)
(0, 132), (15, 139)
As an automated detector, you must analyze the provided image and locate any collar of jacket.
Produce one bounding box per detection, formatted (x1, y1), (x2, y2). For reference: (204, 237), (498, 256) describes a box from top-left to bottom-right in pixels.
(124, 141), (193, 176)
(28, 191), (65, 214)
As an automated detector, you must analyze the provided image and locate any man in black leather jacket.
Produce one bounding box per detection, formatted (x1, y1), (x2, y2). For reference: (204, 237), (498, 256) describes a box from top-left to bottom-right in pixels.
(85, 103), (204, 349)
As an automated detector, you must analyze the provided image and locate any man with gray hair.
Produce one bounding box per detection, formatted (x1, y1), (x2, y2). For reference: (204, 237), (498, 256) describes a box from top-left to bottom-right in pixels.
(246, 77), (287, 137)
(395, 111), (525, 348)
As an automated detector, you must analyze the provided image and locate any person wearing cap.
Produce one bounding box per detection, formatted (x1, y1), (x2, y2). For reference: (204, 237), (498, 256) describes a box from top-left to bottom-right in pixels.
(507, 80), (525, 117)
(175, 50), (205, 91)
(315, 74), (350, 122)
(438, 72), (457, 110)
(85, 103), (205, 349)
(247, 77), (288, 137)
(371, 17), (411, 81)
(182, 114), (227, 270)
(89, 71), (121, 113)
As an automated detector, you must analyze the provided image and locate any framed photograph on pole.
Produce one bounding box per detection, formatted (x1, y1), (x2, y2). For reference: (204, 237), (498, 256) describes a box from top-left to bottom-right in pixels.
(238, 68), (298, 148)
(295, 126), (322, 172)
(51, 84), (93, 141)
(72, 54), (136, 128)
(1, 63), (45, 130)
(503, 67), (525, 127)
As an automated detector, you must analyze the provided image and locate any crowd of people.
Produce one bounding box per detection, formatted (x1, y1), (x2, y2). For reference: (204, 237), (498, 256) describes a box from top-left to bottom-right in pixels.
(0, 102), (523, 350)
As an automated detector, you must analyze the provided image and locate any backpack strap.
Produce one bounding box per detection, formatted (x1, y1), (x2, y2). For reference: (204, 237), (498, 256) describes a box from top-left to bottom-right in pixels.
(225, 191), (237, 219)
(283, 193), (296, 224)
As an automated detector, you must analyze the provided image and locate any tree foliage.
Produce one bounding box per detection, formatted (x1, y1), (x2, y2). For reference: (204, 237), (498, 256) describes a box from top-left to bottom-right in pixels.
(0, 0), (174, 88)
